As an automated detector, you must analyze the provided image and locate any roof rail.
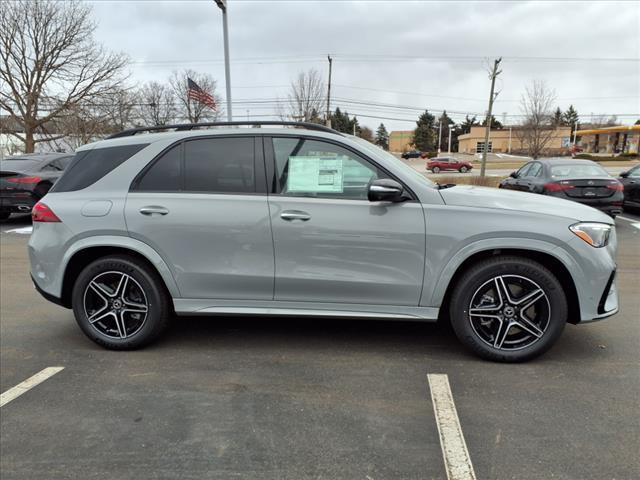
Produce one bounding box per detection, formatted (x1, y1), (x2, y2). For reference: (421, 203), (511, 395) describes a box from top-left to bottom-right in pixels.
(107, 121), (342, 139)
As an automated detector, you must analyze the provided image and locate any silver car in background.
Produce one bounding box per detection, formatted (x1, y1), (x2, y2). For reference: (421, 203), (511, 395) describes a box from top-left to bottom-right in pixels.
(28, 122), (618, 362)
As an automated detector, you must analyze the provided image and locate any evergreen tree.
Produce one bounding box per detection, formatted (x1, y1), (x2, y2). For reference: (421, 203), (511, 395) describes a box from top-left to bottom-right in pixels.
(436, 111), (455, 152)
(413, 110), (436, 152)
(375, 123), (389, 150)
(331, 107), (351, 133)
(553, 107), (563, 126)
(481, 114), (503, 129)
(562, 105), (579, 127)
(460, 115), (479, 135)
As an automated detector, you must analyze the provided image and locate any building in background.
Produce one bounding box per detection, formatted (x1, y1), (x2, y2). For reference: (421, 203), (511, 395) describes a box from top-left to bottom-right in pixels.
(389, 130), (414, 153)
(457, 126), (572, 155)
(576, 125), (640, 154)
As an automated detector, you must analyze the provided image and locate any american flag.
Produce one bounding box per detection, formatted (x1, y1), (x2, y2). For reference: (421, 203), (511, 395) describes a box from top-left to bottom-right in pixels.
(187, 77), (217, 110)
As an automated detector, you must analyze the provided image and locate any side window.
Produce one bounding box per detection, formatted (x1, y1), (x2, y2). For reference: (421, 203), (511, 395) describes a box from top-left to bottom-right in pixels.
(528, 163), (542, 177)
(516, 163), (532, 178)
(136, 144), (182, 191)
(272, 137), (381, 200)
(629, 166), (640, 178)
(184, 137), (255, 193)
(41, 160), (63, 172)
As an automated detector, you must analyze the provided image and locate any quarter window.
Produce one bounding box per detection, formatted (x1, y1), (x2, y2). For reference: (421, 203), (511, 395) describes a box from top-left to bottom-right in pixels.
(272, 137), (380, 200)
(137, 144), (181, 191)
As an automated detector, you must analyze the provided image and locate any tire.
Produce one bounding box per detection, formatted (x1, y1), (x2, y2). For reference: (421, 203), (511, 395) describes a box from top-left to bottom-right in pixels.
(432, 166), (440, 173)
(459, 166), (468, 173)
(449, 256), (567, 362)
(72, 255), (171, 350)
(0, 212), (10, 221)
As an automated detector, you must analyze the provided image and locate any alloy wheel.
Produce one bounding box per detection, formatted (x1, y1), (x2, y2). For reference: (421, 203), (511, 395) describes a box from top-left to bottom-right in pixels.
(468, 274), (550, 350)
(83, 271), (149, 339)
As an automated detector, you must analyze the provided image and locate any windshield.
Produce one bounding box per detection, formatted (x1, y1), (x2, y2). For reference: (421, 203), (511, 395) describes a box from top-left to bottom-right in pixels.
(349, 136), (436, 188)
(550, 164), (610, 179)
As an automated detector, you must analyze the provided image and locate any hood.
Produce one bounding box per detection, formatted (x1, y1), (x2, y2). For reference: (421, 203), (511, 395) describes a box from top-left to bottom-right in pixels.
(438, 185), (613, 224)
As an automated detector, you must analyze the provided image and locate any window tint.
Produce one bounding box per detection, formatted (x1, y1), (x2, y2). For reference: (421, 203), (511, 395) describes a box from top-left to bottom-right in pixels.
(184, 137), (255, 193)
(137, 144), (181, 191)
(52, 145), (148, 192)
(272, 137), (380, 200)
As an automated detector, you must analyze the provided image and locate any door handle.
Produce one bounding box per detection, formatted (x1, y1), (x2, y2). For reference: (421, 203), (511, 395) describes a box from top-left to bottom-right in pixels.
(139, 206), (169, 216)
(280, 210), (311, 221)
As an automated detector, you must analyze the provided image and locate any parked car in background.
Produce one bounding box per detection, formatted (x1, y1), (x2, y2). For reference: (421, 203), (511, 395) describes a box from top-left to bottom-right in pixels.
(0, 153), (74, 220)
(427, 157), (473, 173)
(28, 121), (618, 363)
(401, 150), (422, 159)
(499, 159), (624, 218)
(618, 164), (640, 211)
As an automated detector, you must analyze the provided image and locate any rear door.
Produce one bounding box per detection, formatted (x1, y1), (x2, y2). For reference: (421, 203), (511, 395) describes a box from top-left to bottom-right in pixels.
(125, 136), (274, 300)
(266, 136), (426, 306)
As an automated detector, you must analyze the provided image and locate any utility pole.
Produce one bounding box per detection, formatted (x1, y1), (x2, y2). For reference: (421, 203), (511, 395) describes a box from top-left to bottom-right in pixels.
(326, 55), (333, 128)
(508, 127), (512, 153)
(437, 120), (442, 154)
(448, 125), (453, 153)
(572, 120), (578, 145)
(480, 57), (502, 177)
(214, 0), (232, 121)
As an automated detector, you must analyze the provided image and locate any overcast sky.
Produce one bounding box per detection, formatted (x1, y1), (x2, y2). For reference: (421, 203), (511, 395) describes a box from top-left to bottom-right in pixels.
(90, 0), (640, 132)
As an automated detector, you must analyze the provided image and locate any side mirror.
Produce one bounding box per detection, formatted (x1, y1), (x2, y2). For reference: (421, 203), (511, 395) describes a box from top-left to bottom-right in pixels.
(368, 179), (406, 202)
(509, 171), (518, 178)
(620, 171), (629, 178)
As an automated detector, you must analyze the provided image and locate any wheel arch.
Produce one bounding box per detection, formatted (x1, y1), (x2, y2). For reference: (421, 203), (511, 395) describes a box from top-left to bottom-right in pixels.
(60, 239), (180, 308)
(435, 247), (581, 325)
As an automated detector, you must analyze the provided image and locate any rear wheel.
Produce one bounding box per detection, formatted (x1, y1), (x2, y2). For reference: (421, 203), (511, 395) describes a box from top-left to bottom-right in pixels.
(432, 166), (441, 173)
(449, 256), (567, 362)
(72, 255), (171, 350)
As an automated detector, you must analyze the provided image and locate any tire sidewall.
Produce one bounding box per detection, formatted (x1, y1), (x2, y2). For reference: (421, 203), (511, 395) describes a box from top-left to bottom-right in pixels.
(450, 258), (567, 362)
(72, 256), (167, 349)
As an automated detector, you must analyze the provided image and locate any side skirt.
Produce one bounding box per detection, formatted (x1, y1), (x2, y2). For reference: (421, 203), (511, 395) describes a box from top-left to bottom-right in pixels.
(173, 299), (439, 321)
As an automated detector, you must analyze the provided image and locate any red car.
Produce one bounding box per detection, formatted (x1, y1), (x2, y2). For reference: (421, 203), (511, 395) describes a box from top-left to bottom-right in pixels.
(427, 156), (473, 173)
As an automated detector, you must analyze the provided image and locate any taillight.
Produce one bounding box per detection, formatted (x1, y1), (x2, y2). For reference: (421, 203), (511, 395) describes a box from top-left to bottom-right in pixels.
(544, 182), (574, 192)
(32, 202), (61, 222)
(606, 182), (624, 191)
(6, 176), (42, 184)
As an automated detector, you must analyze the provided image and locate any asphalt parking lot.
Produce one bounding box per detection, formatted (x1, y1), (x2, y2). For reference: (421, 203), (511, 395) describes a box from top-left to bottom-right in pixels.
(1, 213), (639, 480)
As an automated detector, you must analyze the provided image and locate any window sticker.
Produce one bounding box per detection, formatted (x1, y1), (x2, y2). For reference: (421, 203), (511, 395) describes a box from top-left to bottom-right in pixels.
(287, 156), (344, 193)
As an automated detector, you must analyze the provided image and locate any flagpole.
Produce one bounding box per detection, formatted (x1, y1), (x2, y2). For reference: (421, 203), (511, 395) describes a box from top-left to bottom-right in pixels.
(215, 0), (232, 122)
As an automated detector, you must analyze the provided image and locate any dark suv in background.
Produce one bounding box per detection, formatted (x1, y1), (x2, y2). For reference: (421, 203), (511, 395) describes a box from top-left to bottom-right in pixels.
(0, 152), (73, 220)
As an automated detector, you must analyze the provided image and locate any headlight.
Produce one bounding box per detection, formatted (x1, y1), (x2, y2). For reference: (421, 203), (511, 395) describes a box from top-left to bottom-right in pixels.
(569, 222), (612, 248)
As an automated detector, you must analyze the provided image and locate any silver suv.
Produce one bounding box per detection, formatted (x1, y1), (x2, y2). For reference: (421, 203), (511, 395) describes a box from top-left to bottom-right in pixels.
(28, 122), (619, 362)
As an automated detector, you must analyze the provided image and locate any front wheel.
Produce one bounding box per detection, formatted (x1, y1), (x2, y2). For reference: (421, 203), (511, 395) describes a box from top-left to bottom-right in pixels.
(72, 255), (171, 350)
(449, 256), (567, 362)
(432, 166), (441, 173)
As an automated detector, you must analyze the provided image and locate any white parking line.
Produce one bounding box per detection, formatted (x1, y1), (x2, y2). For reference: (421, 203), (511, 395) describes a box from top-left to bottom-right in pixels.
(0, 367), (64, 408)
(428, 374), (476, 480)
(3, 226), (33, 235)
(616, 215), (639, 223)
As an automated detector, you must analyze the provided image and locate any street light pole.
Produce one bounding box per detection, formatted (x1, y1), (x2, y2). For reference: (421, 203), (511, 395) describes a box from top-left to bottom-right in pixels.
(214, 0), (232, 121)
(448, 124), (453, 153)
(437, 121), (442, 154)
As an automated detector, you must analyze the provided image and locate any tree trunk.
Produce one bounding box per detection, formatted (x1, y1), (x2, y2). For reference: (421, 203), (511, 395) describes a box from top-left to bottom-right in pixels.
(24, 127), (35, 153)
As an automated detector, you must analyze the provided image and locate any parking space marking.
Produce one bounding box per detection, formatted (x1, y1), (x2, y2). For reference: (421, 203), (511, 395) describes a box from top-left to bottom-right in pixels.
(428, 374), (476, 480)
(3, 226), (33, 235)
(616, 215), (640, 223)
(0, 367), (64, 408)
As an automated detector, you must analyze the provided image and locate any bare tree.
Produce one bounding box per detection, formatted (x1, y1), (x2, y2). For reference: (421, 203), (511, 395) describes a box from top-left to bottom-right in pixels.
(514, 80), (557, 159)
(137, 82), (176, 127)
(286, 69), (325, 122)
(0, 0), (129, 152)
(169, 70), (222, 123)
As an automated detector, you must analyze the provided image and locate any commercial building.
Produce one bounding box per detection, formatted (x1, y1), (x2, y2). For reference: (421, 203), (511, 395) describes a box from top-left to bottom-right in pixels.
(576, 125), (640, 154)
(457, 126), (573, 155)
(389, 130), (414, 153)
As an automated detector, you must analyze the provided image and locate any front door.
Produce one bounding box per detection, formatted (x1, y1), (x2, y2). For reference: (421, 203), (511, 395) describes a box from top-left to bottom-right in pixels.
(266, 136), (426, 306)
(125, 136), (274, 300)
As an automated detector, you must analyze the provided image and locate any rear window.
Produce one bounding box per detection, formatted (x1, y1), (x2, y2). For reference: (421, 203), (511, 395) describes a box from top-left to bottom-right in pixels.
(550, 164), (609, 179)
(51, 144), (148, 192)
